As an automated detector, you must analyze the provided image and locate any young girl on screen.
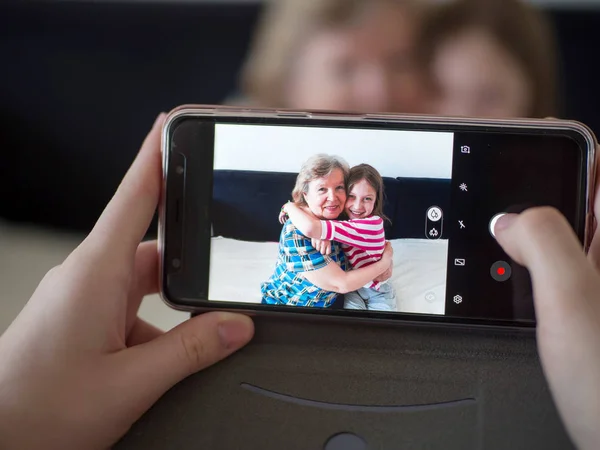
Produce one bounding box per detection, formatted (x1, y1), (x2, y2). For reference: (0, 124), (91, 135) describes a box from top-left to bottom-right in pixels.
(281, 164), (397, 311)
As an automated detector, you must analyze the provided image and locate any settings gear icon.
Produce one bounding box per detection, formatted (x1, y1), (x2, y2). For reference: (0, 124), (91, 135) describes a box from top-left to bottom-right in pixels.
(453, 295), (463, 305)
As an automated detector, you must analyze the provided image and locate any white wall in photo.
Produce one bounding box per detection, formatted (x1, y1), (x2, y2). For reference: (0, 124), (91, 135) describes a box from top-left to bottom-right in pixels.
(214, 124), (454, 179)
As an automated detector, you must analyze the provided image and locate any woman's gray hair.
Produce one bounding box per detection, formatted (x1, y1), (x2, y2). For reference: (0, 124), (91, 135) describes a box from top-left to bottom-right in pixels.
(292, 154), (350, 206)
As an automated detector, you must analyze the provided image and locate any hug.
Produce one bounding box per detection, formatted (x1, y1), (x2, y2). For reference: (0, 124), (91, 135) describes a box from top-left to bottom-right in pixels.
(261, 154), (396, 311)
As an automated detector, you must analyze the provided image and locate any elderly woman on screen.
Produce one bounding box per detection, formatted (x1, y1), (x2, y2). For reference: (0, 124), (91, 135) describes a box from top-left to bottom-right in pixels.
(261, 154), (392, 308)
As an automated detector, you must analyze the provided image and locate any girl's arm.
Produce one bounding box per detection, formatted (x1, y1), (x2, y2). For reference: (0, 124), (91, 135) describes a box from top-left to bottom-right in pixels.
(321, 217), (385, 252)
(285, 204), (386, 254)
(283, 202), (322, 239)
(302, 243), (393, 294)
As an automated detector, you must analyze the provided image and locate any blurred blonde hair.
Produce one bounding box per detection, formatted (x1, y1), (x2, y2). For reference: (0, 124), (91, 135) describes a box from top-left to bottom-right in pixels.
(240, 0), (420, 108)
(292, 154), (350, 206)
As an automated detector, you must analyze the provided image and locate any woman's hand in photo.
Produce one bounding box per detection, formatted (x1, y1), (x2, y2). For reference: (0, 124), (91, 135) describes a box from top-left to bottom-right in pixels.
(279, 210), (289, 224)
(311, 238), (332, 255)
(381, 242), (394, 267)
(375, 261), (394, 282)
(279, 202), (291, 224)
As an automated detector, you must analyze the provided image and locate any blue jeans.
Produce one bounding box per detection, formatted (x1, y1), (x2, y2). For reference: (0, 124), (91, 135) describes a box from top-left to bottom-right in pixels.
(344, 283), (397, 311)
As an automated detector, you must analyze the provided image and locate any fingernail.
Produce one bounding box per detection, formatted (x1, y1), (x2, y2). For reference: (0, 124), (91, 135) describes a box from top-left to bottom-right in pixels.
(218, 316), (254, 350)
(153, 112), (167, 128)
(495, 213), (518, 233)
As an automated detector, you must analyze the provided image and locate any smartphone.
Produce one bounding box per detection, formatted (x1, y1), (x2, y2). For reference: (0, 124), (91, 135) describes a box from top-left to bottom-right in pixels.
(159, 105), (596, 329)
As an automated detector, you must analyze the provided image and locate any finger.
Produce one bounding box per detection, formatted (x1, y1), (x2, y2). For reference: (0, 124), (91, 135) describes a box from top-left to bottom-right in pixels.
(113, 312), (254, 418)
(84, 113), (166, 262)
(131, 241), (159, 298)
(494, 208), (599, 328)
(126, 241), (159, 335)
(127, 318), (164, 346)
(494, 208), (590, 287)
(494, 207), (600, 449)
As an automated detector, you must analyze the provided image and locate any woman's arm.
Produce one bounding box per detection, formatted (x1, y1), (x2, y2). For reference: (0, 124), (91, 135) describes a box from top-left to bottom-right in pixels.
(283, 202), (322, 239)
(303, 243), (393, 294)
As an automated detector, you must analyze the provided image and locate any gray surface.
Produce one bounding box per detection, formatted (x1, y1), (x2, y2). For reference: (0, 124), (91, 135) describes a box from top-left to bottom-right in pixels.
(117, 317), (573, 450)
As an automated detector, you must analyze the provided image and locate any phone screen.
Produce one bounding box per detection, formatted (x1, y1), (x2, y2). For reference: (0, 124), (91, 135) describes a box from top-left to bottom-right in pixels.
(163, 116), (590, 328)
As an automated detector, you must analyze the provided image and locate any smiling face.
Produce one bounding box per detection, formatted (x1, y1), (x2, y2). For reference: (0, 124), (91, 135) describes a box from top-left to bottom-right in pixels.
(303, 168), (347, 220)
(345, 179), (377, 220)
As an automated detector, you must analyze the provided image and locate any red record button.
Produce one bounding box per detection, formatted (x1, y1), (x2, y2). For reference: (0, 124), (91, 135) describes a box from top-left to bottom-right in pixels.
(491, 261), (512, 282)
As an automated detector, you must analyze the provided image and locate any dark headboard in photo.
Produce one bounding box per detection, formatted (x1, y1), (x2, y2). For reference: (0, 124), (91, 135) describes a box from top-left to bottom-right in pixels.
(211, 170), (451, 242)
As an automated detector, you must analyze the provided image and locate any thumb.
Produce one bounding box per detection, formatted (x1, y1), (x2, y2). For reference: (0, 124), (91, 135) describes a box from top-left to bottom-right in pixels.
(114, 312), (254, 417)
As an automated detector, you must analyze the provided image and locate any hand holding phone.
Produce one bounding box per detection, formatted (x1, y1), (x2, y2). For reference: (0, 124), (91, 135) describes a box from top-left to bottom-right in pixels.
(494, 208), (600, 450)
(0, 115), (254, 450)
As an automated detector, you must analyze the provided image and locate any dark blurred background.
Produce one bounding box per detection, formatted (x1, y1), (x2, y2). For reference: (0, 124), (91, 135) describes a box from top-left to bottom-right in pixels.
(1, 0), (599, 233)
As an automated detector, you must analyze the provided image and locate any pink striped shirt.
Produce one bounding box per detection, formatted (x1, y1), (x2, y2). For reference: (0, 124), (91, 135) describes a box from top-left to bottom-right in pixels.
(320, 216), (386, 290)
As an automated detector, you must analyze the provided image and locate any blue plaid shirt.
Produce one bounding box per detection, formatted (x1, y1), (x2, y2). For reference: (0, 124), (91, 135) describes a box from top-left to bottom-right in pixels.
(261, 220), (347, 308)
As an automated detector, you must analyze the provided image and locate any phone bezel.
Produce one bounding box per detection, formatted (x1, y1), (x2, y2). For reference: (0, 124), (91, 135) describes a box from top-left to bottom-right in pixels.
(158, 105), (598, 331)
